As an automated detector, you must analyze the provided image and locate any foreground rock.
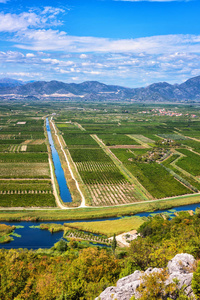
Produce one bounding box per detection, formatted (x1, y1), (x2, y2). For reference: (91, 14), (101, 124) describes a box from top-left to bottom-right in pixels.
(96, 253), (195, 300)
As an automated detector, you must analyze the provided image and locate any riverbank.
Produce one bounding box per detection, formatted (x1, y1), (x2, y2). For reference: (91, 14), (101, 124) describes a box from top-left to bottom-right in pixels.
(0, 193), (200, 221)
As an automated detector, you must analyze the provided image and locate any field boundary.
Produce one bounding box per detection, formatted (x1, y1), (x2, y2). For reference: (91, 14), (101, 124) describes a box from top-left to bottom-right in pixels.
(91, 134), (153, 201)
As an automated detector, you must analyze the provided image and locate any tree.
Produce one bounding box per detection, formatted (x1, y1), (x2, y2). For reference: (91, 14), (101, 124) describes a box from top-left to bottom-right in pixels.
(112, 233), (117, 255)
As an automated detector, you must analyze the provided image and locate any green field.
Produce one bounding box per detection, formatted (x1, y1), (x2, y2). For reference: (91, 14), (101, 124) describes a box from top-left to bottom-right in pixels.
(176, 149), (200, 176)
(63, 133), (99, 146)
(0, 101), (200, 210)
(0, 153), (48, 163)
(0, 193), (56, 207)
(0, 180), (52, 191)
(112, 148), (191, 198)
(97, 134), (139, 145)
(64, 216), (145, 236)
(0, 163), (50, 178)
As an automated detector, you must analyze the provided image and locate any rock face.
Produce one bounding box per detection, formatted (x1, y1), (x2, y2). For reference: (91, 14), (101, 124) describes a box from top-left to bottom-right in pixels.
(96, 253), (196, 300)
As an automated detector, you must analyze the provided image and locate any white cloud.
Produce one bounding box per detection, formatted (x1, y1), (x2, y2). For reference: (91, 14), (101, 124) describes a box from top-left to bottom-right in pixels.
(80, 54), (88, 59)
(0, 8), (199, 87)
(13, 31), (200, 57)
(0, 7), (64, 32)
(26, 53), (35, 58)
(0, 71), (41, 78)
(41, 58), (74, 67)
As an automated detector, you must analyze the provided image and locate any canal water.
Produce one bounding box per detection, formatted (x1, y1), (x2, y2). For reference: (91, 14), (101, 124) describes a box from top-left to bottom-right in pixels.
(1, 202), (200, 249)
(46, 118), (72, 202)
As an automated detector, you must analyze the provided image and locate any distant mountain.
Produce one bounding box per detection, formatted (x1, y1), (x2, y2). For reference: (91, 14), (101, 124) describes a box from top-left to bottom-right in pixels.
(1, 75), (200, 102)
(0, 78), (24, 88)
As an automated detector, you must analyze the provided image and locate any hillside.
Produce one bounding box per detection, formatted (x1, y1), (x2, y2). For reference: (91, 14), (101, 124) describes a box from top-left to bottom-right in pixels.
(0, 75), (200, 102)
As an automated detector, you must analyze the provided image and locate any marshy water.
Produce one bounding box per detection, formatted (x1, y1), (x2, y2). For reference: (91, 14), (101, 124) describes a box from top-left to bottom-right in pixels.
(1, 202), (200, 249)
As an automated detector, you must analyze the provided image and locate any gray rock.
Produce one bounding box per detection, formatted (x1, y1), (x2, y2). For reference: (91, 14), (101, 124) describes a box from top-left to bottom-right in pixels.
(167, 253), (195, 274)
(117, 270), (142, 288)
(96, 253), (196, 300)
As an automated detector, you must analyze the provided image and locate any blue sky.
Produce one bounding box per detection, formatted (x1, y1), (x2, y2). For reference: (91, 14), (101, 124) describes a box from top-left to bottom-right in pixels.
(0, 0), (200, 87)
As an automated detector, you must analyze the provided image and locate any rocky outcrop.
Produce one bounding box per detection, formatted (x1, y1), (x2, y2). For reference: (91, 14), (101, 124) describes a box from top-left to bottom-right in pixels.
(96, 253), (196, 300)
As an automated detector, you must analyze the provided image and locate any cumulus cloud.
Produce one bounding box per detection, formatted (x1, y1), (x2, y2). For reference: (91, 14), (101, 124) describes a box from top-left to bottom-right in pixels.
(0, 7), (199, 86)
(0, 7), (64, 32)
(13, 31), (200, 57)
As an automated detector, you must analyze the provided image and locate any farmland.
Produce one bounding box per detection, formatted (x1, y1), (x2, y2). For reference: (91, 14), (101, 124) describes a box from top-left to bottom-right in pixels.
(53, 102), (200, 207)
(69, 148), (141, 206)
(0, 107), (55, 208)
(0, 101), (200, 211)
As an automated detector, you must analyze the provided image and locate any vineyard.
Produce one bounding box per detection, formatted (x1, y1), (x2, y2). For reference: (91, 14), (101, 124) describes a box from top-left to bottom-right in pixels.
(176, 149), (200, 176)
(1, 101), (200, 209)
(69, 149), (141, 206)
(0, 113), (55, 207)
(97, 134), (139, 146)
(111, 149), (192, 199)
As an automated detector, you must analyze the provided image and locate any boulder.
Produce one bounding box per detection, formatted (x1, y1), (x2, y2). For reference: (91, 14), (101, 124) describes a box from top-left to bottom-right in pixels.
(96, 253), (196, 300)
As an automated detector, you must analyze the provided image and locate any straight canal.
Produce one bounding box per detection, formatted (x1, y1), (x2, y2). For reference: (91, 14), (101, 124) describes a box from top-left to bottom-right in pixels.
(1, 118), (200, 249)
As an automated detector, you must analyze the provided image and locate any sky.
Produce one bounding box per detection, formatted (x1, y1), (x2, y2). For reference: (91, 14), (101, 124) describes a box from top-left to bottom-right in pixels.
(0, 0), (200, 87)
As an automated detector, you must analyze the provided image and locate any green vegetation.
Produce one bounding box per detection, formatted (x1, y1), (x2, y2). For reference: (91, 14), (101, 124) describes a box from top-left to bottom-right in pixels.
(0, 163), (50, 178)
(26, 144), (47, 152)
(0, 193), (56, 207)
(97, 133), (139, 145)
(0, 224), (15, 243)
(158, 133), (187, 140)
(64, 216), (144, 236)
(176, 149), (200, 176)
(1, 211), (200, 299)
(1, 101), (200, 209)
(69, 148), (139, 205)
(119, 211), (200, 287)
(63, 133), (99, 146)
(0, 180), (52, 191)
(112, 148), (191, 198)
(1, 193), (200, 221)
(0, 247), (120, 299)
(0, 153), (48, 163)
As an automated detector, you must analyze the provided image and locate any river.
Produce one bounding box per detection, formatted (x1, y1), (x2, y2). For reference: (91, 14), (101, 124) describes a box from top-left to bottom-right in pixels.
(1, 118), (200, 249)
(46, 117), (72, 203)
(1, 202), (200, 249)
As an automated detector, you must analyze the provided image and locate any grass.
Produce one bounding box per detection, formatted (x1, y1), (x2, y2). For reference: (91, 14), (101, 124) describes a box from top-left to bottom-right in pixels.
(126, 162), (191, 198)
(0, 153), (48, 163)
(0, 193), (200, 221)
(69, 148), (111, 162)
(26, 144), (47, 152)
(158, 134), (187, 140)
(64, 216), (145, 237)
(112, 148), (191, 198)
(40, 223), (64, 232)
(0, 194), (56, 207)
(0, 224), (15, 244)
(176, 149), (200, 176)
(162, 154), (200, 191)
(97, 134), (139, 145)
(0, 163), (50, 178)
(0, 180), (53, 191)
(63, 133), (99, 145)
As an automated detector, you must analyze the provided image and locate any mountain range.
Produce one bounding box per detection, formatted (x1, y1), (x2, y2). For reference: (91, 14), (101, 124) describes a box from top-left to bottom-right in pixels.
(0, 75), (200, 102)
